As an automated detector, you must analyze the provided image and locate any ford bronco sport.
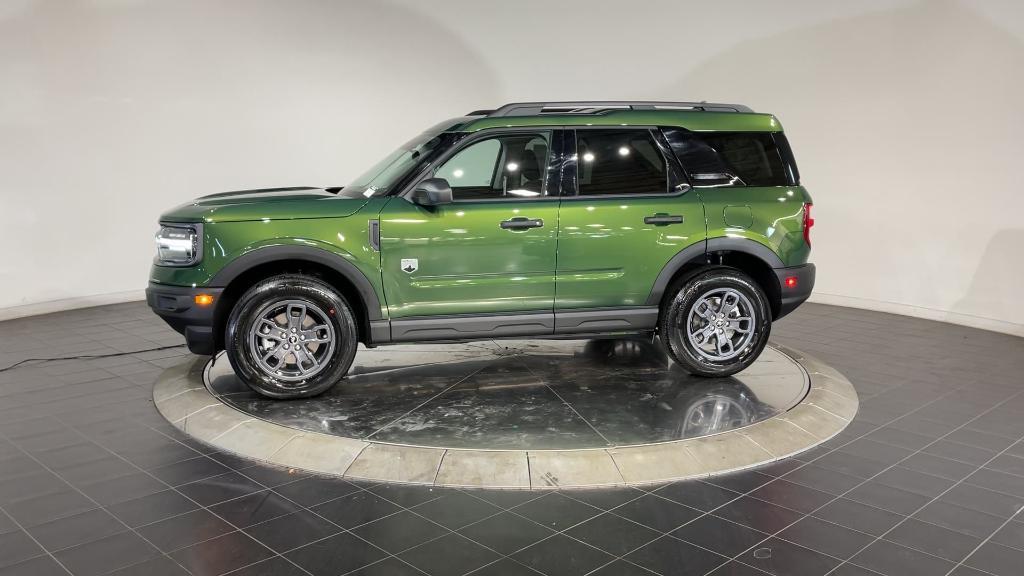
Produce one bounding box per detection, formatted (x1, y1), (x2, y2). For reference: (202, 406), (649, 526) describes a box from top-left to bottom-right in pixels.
(148, 101), (815, 399)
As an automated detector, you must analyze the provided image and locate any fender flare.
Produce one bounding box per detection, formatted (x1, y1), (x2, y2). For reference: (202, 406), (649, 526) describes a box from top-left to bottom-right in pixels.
(645, 237), (784, 306)
(208, 245), (383, 320)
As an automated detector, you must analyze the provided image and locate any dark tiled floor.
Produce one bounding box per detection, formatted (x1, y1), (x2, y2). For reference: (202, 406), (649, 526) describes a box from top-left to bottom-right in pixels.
(0, 302), (1022, 575)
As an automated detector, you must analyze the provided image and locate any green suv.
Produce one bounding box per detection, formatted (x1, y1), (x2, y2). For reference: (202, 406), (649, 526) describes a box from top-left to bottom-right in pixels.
(147, 101), (815, 399)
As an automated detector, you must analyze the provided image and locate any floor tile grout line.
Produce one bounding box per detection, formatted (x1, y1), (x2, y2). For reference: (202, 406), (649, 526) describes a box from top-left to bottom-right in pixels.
(601, 361), (1019, 574)
(363, 364), (490, 441)
(210, 473), (435, 575)
(0, 507), (75, 576)
(579, 541), (677, 576)
(340, 442), (371, 478)
(505, 488), (719, 574)
(719, 384), (1024, 576)
(451, 487), (657, 571)
(336, 557), (432, 576)
(861, 436), (1024, 485)
(824, 431), (1024, 576)
(738, 479), (1008, 553)
(465, 557), (549, 576)
(19, 407), (778, 573)
(193, 462), (532, 576)
(599, 375), (980, 567)
(517, 357), (615, 447)
(578, 487), (854, 576)
(526, 449), (533, 489)
(943, 504), (1024, 576)
(716, 447), (1024, 549)
(0, 428), (198, 576)
(431, 449), (448, 486)
(21, 418), (323, 576)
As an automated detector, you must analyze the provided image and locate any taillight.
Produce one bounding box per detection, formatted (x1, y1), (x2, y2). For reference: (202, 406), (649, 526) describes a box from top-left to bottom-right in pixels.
(802, 203), (814, 247)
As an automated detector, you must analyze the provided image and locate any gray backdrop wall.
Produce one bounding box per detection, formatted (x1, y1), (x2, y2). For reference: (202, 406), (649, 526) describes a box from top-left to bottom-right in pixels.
(2, 0), (1022, 335)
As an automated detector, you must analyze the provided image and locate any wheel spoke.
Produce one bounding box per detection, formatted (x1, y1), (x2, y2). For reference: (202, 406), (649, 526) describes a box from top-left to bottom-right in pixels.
(286, 303), (307, 330)
(717, 332), (734, 355)
(293, 344), (320, 375)
(300, 324), (332, 343)
(719, 291), (739, 317)
(305, 346), (321, 369)
(261, 343), (284, 364)
(290, 346), (309, 374)
(697, 300), (716, 321)
(258, 319), (283, 339)
(728, 317), (753, 334)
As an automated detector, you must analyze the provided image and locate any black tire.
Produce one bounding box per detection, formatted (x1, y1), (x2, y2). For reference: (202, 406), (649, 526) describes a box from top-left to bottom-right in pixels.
(225, 274), (358, 399)
(659, 268), (771, 377)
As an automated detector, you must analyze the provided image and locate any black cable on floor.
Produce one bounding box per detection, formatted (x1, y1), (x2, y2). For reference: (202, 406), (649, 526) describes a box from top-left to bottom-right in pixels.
(0, 344), (187, 373)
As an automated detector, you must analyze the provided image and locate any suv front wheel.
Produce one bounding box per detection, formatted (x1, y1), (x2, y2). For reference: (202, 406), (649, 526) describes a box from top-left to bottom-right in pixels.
(225, 274), (358, 399)
(660, 268), (771, 377)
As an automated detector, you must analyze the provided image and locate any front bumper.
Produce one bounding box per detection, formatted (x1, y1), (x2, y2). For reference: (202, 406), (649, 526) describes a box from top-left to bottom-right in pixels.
(774, 263), (815, 319)
(146, 283), (223, 355)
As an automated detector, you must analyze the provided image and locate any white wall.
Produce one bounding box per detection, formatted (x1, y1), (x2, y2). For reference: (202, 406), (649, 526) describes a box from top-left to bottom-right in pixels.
(2, 0), (1022, 335)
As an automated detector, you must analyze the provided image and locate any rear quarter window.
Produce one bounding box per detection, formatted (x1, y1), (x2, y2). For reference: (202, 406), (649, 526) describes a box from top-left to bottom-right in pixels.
(663, 129), (799, 187)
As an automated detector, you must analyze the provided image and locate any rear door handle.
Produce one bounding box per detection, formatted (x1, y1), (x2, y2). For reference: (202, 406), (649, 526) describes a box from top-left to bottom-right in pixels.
(644, 214), (684, 225)
(500, 217), (544, 230)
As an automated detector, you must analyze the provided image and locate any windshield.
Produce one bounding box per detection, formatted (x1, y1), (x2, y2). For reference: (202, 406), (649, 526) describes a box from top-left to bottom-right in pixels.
(339, 123), (463, 199)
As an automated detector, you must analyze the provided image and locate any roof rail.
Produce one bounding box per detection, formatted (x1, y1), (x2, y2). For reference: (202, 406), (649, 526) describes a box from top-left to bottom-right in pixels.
(484, 100), (753, 117)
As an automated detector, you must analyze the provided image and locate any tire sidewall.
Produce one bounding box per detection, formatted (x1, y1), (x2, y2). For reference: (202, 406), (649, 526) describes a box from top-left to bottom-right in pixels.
(662, 269), (771, 377)
(225, 276), (357, 399)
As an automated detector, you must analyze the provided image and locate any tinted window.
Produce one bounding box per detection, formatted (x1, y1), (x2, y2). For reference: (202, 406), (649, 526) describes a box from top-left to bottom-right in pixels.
(434, 133), (549, 200)
(576, 129), (667, 195)
(664, 129), (797, 187)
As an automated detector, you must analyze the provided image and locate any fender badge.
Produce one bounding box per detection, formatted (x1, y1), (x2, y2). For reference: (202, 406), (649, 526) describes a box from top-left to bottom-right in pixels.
(401, 258), (418, 274)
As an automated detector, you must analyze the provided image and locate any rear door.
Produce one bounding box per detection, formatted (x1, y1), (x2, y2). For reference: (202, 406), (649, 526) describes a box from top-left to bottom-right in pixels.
(553, 127), (705, 330)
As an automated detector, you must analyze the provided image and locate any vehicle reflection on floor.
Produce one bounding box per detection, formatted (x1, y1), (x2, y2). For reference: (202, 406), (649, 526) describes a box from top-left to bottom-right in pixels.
(207, 337), (808, 450)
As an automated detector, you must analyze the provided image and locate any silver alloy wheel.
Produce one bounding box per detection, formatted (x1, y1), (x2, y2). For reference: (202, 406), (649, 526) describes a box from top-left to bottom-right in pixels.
(684, 288), (756, 361)
(248, 299), (336, 382)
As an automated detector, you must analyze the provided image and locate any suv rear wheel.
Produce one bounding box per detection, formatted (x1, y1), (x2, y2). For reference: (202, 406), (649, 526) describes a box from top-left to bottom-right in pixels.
(225, 275), (358, 399)
(660, 268), (771, 377)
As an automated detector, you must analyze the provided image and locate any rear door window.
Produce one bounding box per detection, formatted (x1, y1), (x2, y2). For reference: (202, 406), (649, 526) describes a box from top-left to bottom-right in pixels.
(576, 129), (668, 196)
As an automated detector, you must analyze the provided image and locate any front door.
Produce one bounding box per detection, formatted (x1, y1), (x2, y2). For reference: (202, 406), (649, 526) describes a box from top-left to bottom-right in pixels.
(379, 130), (560, 339)
(554, 128), (706, 326)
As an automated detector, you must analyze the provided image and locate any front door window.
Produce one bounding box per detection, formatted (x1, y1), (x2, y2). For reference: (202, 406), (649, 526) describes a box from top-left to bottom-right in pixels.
(434, 134), (550, 200)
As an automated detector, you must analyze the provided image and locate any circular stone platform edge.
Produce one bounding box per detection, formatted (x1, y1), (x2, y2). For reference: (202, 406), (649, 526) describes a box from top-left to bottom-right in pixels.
(152, 344), (858, 489)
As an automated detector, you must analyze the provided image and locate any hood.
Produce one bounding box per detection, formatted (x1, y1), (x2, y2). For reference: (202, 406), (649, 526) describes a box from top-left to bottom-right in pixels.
(159, 186), (369, 223)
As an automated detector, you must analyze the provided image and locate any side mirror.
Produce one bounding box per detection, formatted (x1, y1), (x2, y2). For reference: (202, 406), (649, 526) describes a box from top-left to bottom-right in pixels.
(411, 178), (453, 207)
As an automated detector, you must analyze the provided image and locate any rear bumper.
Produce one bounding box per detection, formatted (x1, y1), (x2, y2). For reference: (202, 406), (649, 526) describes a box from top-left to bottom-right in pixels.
(774, 263), (815, 320)
(146, 283), (223, 355)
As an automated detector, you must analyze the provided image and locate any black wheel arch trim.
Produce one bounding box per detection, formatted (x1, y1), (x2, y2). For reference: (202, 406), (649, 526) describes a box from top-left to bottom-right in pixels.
(707, 237), (786, 268)
(207, 245), (383, 320)
(645, 237), (786, 306)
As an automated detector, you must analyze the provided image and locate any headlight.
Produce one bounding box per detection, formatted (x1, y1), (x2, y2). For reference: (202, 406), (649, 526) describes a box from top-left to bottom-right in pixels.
(154, 223), (202, 267)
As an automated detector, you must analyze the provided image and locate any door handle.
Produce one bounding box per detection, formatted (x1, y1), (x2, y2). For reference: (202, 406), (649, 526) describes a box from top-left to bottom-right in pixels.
(500, 217), (544, 230)
(644, 214), (684, 225)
